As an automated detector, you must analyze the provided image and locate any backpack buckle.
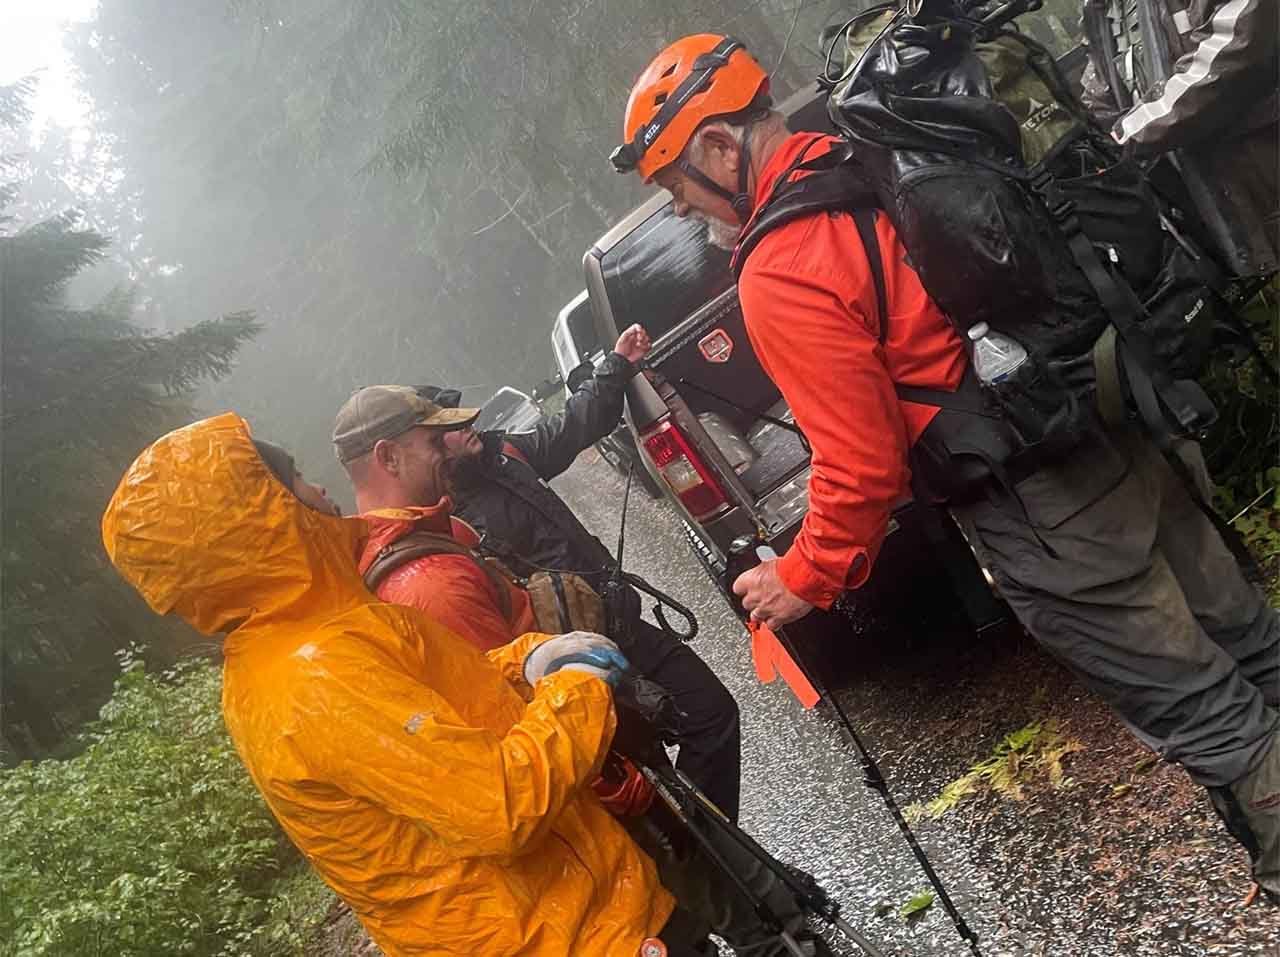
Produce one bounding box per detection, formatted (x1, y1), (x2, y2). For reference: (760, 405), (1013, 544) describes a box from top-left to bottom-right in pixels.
(1029, 168), (1054, 193)
(1049, 199), (1078, 232)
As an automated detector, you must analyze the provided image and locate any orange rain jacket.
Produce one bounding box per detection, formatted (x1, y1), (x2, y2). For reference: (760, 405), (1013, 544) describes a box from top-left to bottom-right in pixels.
(100, 413), (674, 957)
(358, 504), (659, 818)
(358, 501), (538, 650)
(734, 132), (968, 610)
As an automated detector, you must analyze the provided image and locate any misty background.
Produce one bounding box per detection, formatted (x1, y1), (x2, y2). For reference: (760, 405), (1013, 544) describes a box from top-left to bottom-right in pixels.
(5, 0), (1086, 494)
(0, 0), (1127, 761)
(4, 0), (890, 501)
(4, 5), (1276, 953)
(0, 0), (892, 763)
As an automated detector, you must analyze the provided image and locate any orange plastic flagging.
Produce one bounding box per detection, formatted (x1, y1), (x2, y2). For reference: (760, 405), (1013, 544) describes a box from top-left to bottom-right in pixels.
(748, 620), (820, 709)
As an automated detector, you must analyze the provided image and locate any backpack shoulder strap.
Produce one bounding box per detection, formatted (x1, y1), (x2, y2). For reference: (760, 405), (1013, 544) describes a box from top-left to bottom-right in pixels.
(734, 161), (888, 346)
(363, 530), (515, 622)
(733, 161), (879, 280)
(736, 154), (984, 407)
(851, 207), (888, 346)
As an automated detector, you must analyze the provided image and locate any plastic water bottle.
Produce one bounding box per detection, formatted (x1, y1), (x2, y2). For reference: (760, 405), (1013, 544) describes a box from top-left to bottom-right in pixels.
(968, 322), (1027, 384)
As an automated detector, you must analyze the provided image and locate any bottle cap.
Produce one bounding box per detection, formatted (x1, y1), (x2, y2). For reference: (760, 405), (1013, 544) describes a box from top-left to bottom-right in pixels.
(967, 322), (989, 340)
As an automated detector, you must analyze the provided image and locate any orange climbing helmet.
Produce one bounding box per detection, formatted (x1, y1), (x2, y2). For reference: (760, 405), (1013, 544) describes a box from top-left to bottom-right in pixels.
(612, 34), (770, 182)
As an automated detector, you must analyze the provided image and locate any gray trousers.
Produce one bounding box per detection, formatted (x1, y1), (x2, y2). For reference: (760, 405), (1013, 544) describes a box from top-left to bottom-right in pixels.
(952, 425), (1279, 788)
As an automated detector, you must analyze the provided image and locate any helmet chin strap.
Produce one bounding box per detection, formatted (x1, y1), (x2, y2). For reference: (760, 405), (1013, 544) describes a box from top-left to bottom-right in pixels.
(675, 123), (756, 225)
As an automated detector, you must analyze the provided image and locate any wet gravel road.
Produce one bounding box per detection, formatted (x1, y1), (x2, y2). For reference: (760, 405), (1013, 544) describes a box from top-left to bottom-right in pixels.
(552, 451), (1280, 957)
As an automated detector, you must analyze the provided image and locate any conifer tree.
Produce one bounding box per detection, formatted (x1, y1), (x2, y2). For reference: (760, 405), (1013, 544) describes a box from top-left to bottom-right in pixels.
(0, 80), (259, 762)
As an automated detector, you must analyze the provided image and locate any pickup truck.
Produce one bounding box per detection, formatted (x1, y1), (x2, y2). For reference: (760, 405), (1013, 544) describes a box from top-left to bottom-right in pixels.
(582, 87), (1009, 650)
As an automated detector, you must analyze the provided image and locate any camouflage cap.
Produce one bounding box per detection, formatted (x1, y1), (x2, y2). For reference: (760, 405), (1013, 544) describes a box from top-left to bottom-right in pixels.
(332, 385), (479, 463)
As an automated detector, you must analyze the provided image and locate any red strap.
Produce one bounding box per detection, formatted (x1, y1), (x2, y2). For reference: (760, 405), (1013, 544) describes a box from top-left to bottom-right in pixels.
(592, 755), (656, 817)
(501, 440), (530, 466)
(748, 621), (820, 709)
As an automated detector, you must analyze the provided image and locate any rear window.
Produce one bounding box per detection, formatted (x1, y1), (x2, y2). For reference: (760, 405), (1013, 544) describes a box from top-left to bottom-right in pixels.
(599, 205), (733, 339)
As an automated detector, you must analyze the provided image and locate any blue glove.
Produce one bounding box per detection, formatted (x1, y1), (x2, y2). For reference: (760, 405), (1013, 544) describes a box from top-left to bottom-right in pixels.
(523, 632), (631, 687)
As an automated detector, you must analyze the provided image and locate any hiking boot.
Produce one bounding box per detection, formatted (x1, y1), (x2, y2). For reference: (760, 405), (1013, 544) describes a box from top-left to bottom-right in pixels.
(1211, 734), (1280, 899)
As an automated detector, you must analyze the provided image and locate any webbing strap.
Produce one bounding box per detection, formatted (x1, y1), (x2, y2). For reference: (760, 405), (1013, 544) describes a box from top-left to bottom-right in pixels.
(732, 147), (877, 279)
(1091, 324), (1127, 428)
(362, 530), (515, 623)
(1040, 181), (1207, 436)
(676, 157), (741, 210)
(895, 375), (997, 417)
(735, 157), (991, 412)
(852, 208), (889, 346)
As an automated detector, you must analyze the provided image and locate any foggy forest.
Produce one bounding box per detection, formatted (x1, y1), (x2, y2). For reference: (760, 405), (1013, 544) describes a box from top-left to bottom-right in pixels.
(2, 0), (1276, 954)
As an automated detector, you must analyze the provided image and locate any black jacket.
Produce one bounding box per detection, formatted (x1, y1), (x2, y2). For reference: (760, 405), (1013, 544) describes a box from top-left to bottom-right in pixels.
(1080, 0), (1278, 276)
(450, 352), (635, 578)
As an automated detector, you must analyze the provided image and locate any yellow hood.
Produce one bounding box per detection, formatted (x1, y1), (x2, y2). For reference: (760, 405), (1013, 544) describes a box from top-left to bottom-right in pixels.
(102, 412), (365, 636)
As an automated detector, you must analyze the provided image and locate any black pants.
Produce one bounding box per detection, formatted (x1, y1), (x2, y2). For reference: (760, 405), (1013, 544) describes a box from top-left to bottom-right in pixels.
(656, 907), (715, 956)
(618, 616), (742, 822)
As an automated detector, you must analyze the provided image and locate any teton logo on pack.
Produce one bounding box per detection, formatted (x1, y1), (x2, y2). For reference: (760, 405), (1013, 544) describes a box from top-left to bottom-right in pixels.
(1022, 96), (1059, 133)
(698, 328), (734, 363)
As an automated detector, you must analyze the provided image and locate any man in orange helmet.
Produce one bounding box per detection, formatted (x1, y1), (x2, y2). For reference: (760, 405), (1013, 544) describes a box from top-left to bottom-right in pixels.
(612, 31), (968, 665)
(613, 34), (1280, 901)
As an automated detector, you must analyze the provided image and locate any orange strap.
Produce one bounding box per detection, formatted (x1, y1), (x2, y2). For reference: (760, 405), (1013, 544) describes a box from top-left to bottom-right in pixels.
(748, 621), (820, 709)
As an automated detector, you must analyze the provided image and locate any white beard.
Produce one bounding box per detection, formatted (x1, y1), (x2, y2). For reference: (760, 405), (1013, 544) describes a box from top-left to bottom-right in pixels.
(696, 213), (742, 251)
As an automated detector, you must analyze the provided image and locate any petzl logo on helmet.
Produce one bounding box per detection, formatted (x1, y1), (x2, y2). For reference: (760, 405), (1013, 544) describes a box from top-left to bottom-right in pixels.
(698, 329), (734, 363)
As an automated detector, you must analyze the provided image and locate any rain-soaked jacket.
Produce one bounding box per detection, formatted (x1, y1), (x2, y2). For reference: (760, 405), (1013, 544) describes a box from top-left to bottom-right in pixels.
(358, 501), (538, 650)
(100, 413), (674, 957)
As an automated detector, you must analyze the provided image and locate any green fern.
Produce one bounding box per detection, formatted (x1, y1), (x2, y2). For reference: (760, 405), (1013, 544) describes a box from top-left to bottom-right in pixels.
(907, 720), (1084, 822)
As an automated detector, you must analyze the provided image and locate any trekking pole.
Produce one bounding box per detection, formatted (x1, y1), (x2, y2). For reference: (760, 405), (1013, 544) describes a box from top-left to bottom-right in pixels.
(728, 539), (984, 956)
(794, 649), (982, 956)
(652, 759), (891, 957)
(640, 760), (889, 957)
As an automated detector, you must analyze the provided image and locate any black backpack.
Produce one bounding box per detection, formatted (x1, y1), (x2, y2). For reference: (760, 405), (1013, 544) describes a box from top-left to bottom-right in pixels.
(735, 0), (1249, 502)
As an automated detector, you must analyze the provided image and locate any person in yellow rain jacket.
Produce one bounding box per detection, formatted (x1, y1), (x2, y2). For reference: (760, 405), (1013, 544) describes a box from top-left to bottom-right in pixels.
(100, 412), (691, 957)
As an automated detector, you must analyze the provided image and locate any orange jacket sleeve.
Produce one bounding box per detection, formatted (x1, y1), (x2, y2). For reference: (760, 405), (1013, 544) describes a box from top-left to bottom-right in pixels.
(291, 628), (615, 861)
(737, 220), (911, 609)
(486, 629), (558, 697)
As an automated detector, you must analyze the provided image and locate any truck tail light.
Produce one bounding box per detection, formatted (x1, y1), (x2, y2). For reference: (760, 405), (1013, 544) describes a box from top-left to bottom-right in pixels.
(639, 418), (729, 521)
